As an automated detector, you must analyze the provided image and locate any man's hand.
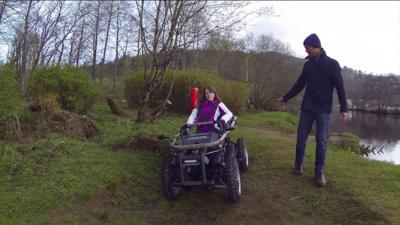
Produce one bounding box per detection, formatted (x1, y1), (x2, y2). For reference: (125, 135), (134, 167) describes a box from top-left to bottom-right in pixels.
(341, 112), (348, 121)
(276, 96), (285, 104)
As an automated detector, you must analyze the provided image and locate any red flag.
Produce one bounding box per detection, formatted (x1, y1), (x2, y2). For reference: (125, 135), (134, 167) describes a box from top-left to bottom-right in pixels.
(190, 87), (199, 111)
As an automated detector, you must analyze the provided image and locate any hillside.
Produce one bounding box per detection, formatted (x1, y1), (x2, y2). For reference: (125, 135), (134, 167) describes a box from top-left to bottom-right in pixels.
(93, 48), (400, 113)
(0, 105), (399, 225)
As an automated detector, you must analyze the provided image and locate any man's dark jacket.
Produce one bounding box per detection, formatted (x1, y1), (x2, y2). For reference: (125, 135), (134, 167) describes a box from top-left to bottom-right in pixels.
(283, 49), (348, 113)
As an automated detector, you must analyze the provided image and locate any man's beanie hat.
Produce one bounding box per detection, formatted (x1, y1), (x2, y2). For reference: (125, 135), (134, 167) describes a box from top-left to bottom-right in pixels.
(303, 33), (321, 48)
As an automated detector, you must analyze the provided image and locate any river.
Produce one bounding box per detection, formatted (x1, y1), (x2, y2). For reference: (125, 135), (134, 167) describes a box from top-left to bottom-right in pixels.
(330, 110), (400, 165)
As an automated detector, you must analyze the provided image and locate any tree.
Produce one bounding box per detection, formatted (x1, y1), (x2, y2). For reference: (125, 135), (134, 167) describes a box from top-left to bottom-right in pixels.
(17, 0), (33, 92)
(0, 1), (7, 30)
(134, 0), (208, 122)
(111, 1), (133, 98)
(7, 1), (90, 92)
(90, 1), (102, 80)
(247, 34), (297, 110)
(99, 1), (114, 86)
(74, 10), (88, 66)
(54, 1), (85, 65)
(134, 0), (272, 122)
(31, 1), (65, 70)
(0, 1), (25, 42)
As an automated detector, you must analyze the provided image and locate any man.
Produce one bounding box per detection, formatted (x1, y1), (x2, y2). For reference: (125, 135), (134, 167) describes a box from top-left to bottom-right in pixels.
(277, 33), (348, 187)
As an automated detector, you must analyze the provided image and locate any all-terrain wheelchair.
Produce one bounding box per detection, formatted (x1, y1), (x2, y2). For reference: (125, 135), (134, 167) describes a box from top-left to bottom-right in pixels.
(160, 116), (249, 202)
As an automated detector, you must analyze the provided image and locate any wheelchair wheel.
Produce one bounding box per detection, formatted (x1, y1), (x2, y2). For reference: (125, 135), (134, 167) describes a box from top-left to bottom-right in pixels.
(162, 157), (182, 200)
(236, 138), (249, 171)
(224, 143), (241, 202)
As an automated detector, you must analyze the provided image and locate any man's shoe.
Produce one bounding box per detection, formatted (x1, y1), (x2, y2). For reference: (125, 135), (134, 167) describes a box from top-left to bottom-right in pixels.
(294, 166), (303, 176)
(315, 174), (326, 187)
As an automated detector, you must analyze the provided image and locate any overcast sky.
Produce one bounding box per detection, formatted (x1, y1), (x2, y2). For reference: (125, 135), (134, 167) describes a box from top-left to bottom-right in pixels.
(244, 1), (400, 75)
(1, 1), (399, 75)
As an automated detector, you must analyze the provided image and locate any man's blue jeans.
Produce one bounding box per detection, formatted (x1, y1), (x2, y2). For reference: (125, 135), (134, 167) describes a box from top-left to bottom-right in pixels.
(295, 110), (331, 175)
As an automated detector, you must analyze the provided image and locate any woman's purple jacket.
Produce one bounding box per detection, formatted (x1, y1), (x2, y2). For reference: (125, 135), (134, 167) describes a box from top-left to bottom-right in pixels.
(186, 99), (233, 133)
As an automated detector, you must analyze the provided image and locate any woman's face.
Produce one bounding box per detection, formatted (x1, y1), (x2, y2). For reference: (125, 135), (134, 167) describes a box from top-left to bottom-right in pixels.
(205, 89), (215, 101)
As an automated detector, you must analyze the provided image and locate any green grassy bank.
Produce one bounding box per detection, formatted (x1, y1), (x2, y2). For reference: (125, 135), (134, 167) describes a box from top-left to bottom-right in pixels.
(0, 105), (399, 225)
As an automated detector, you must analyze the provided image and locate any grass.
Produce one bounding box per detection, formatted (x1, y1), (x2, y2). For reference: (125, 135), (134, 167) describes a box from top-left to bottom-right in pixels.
(0, 132), (158, 225)
(0, 103), (399, 225)
(239, 110), (299, 133)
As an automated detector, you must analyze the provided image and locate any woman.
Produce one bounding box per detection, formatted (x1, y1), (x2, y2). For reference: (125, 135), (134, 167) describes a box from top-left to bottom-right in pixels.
(186, 86), (233, 133)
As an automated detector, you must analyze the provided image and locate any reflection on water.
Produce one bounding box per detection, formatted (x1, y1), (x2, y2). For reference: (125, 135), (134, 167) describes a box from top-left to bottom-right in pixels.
(330, 111), (400, 165)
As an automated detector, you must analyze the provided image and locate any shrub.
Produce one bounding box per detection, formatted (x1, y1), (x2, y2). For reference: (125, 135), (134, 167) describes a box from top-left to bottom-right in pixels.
(124, 69), (249, 115)
(27, 65), (101, 114)
(0, 64), (24, 118)
(123, 73), (143, 108)
(0, 64), (25, 139)
(329, 132), (360, 153)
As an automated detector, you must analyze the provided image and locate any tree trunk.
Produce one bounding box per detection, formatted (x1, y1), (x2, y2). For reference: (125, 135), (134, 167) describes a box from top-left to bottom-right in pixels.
(106, 96), (125, 116)
(100, 1), (113, 86)
(18, 0), (33, 92)
(0, 0), (7, 27)
(68, 33), (75, 65)
(57, 35), (65, 65)
(113, 12), (120, 97)
(91, 3), (101, 80)
(76, 19), (85, 66)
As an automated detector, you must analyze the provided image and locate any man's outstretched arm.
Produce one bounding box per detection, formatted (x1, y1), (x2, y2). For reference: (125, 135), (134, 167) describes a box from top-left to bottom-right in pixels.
(280, 67), (307, 103)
